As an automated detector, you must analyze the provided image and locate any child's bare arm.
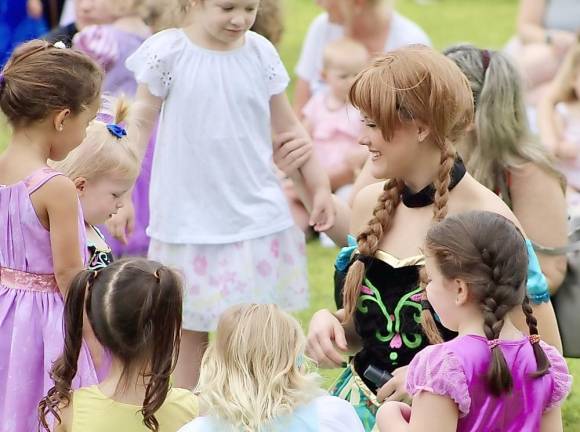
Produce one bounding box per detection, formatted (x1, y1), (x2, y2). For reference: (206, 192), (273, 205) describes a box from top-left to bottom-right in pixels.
(270, 92), (334, 230)
(130, 85), (163, 162)
(38, 176), (85, 296)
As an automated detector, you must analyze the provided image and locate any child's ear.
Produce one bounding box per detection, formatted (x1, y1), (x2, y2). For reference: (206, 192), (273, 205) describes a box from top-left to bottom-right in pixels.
(321, 69), (328, 82)
(74, 177), (88, 195)
(53, 108), (71, 132)
(454, 278), (470, 306)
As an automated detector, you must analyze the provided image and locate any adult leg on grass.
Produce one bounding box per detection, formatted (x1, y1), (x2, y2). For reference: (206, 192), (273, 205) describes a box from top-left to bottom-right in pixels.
(175, 329), (209, 390)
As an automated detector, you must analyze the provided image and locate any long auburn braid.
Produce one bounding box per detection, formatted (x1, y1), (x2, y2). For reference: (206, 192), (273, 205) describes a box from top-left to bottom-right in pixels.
(421, 140), (456, 344)
(343, 178), (405, 321)
(521, 295), (551, 377)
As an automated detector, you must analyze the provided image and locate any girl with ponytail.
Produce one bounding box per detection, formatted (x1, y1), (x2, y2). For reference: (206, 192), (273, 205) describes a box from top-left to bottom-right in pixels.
(39, 258), (198, 432)
(305, 45), (560, 431)
(377, 211), (571, 432)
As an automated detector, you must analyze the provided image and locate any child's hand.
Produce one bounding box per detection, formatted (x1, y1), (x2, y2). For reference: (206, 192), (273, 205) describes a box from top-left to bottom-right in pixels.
(27, 0), (43, 18)
(310, 189), (335, 232)
(376, 401), (412, 431)
(377, 365), (411, 403)
(106, 200), (135, 245)
(556, 140), (578, 160)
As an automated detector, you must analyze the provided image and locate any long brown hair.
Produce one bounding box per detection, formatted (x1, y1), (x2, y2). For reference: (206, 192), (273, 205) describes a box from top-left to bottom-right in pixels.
(38, 259), (183, 431)
(0, 39), (102, 127)
(426, 211), (550, 396)
(343, 46), (474, 334)
(443, 44), (564, 193)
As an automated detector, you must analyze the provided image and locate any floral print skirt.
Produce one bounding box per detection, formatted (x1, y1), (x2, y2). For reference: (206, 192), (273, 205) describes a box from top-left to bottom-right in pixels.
(148, 226), (309, 331)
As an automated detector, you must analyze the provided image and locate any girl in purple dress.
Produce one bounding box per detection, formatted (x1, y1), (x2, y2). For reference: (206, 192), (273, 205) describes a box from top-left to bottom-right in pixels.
(377, 211), (572, 432)
(0, 40), (103, 431)
(73, 0), (153, 257)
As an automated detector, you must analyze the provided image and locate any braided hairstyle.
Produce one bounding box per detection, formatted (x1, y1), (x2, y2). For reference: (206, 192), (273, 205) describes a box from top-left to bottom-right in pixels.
(343, 45), (474, 323)
(425, 211), (550, 396)
(39, 258), (183, 431)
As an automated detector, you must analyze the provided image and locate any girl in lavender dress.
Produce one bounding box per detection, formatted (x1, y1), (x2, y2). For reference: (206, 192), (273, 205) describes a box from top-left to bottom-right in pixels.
(378, 211), (572, 432)
(0, 40), (102, 431)
(73, 0), (154, 257)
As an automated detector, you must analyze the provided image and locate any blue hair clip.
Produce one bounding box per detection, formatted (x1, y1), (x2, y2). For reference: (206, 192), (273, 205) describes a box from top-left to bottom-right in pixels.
(107, 124), (127, 139)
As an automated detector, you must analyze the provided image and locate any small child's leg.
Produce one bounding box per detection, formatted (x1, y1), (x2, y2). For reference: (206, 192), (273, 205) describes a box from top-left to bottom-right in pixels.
(174, 329), (209, 390)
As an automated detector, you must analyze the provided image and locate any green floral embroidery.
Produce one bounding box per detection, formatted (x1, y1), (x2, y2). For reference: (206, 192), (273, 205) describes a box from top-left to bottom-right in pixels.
(357, 279), (423, 350)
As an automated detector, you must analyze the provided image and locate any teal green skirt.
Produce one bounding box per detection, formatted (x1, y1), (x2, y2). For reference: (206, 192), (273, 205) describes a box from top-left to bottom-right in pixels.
(329, 364), (380, 431)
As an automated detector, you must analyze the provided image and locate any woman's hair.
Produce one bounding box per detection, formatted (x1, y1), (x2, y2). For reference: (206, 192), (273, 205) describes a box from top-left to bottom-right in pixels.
(0, 39), (103, 127)
(425, 211), (550, 396)
(343, 45), (474, 337)
(444, 44), (564, 192)
(49, 98), (140, 183)
(39, 259), (183, 432)
(251, 0), (284, 46)
(195, 304), (322, 431)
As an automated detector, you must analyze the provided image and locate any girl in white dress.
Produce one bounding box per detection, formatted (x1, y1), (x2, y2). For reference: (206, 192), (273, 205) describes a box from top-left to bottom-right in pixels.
(125, 0), (333, 388)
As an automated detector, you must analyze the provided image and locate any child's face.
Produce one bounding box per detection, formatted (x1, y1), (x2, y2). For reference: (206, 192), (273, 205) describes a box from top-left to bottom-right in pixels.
(315, 0), (348, 24)
(324, 58), (366, 102)
(75, 0), (116, 28)
(77, 175), (133, 226)
(50, 98), (100, 162)
(424, 255), (461, 331)
(196, 0), (260, 49)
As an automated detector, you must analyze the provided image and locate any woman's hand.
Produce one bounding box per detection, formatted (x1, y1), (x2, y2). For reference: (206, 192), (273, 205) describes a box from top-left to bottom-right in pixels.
(306, 309), (349, 368)
(377, 366), (411, 403)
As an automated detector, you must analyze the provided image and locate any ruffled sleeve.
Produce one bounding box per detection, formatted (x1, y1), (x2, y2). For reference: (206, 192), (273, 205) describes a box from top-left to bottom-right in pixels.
(247, 31), (290, 96)
(73, 25), (119, 72)
(125, 29), (185, 99)
(407, 344), (471, 417)
(525, 239), (550, 304)
(541, 342), (573, 412)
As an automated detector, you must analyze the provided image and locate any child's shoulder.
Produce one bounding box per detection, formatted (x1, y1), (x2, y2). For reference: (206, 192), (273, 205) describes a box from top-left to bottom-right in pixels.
(165, 387), (199, 415)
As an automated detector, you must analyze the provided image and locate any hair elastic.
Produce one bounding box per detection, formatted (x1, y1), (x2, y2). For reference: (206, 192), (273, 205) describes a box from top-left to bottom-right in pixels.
(528, 334), (541, 345)
(487, 339), (500, 350)
(481, 49), (491, 74)
(106, 123), (127, 139)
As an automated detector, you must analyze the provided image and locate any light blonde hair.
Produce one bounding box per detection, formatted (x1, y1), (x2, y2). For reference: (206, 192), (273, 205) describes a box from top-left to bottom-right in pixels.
(50, 98), (140, 183)
(443, 44), (564, 194)
(195, 304), (322, 431)
(323, 37), (369, 71)
(344, 45), (474, 342)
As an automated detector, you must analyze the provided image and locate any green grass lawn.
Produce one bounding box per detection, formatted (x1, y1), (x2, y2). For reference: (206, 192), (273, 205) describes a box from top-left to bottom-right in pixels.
(1, 0), (579, 429)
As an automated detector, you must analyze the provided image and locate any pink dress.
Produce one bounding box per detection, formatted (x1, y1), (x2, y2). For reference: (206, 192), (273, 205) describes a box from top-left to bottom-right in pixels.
(302, 90), (363, 174)
(0, 167), (98, 432)
(407, 335), (572, 432)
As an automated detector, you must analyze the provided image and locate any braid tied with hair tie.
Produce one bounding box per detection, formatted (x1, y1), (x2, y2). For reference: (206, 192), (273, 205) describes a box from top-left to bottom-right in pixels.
(342, 178), (405, 321)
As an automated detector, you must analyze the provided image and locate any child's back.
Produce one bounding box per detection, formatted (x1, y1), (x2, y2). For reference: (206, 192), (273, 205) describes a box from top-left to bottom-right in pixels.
(408, 335), (570, 432)
(68, 385), (197, 431)
(0, 168), (97, 431)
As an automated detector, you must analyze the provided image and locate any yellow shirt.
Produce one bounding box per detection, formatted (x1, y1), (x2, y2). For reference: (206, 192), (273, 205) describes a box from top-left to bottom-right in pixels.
(71, 385), (198, 431)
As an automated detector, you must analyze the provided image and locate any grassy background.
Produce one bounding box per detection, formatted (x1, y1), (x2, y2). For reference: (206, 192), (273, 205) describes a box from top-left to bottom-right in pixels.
(0, 0), (578, 429)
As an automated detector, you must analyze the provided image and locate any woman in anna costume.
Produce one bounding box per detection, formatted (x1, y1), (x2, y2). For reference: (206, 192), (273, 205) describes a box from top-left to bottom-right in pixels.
(304, 45), (561, 431)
